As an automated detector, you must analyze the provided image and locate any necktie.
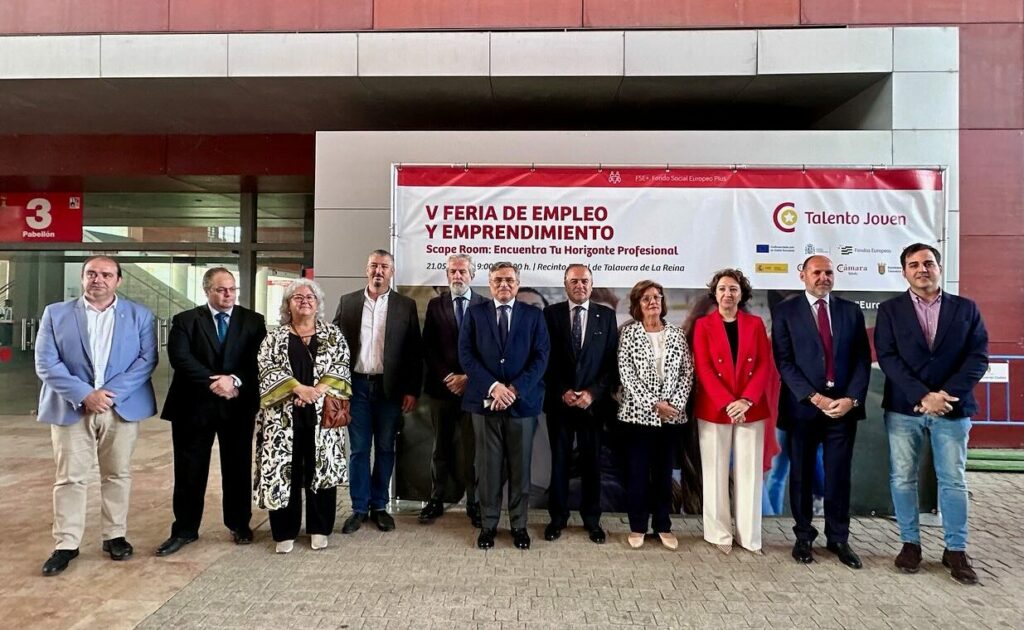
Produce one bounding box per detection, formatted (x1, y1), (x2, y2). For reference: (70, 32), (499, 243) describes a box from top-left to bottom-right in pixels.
(571, 305), (583, 354)
(815, 299), (835, 383)
(455, 296), (467, 329)
(498, 305), (510, 347)
(215, 312), (228, 344)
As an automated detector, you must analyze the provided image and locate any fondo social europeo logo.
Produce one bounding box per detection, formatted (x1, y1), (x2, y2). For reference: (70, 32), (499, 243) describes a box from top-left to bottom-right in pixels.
(772, 202), (798, 233)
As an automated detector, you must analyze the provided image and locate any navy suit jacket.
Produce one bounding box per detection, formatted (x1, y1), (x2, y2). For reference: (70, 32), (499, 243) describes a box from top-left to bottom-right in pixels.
(542, 300), (619, 415)
(772, 293), (871, 429)
(459, 299), (550, 417)
(874, 290), (988, 418)
(422, 289), (488, 401)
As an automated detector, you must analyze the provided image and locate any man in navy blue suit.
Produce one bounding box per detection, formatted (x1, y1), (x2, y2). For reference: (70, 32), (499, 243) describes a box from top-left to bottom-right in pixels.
(459, 262), (550, 550)
(875, 243), (988, 585)
(772, 255), (870, 569)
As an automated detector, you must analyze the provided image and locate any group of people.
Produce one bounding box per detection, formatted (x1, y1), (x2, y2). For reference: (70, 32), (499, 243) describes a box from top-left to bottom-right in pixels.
(34, 242), (988, 586)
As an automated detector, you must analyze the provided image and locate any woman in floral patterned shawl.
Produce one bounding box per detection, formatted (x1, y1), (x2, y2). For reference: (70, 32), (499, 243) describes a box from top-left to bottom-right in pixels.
(254, 278), (351, 553)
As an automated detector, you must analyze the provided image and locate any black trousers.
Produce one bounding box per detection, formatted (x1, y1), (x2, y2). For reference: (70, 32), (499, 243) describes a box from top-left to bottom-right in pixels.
(268, 421), (337, 541)
(170, 414), (253, 538)
(788, 415), (857, 544)
(428, 396), (477, 506)
(473, 412), (536, 530)
(622, 422), (676, 534)
(547, 408), (602, 529)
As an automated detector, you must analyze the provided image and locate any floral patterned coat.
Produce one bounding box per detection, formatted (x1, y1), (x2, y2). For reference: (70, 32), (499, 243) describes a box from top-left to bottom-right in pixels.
(253, 320), (352, 511)
(616, 321), (694, 427)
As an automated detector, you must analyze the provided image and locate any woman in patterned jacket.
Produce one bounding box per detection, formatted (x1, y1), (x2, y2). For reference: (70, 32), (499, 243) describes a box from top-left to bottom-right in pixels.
(254, 278), (351, 553)
(617, 280), (694, 550)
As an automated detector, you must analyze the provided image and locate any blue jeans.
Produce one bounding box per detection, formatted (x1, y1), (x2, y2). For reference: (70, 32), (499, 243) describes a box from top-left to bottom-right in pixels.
(885, 411), (971, 551)
(348, 378), (403, 513)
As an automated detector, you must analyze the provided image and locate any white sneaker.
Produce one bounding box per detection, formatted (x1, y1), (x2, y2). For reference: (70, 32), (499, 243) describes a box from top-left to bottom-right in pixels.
(311, 535), (329, 550)
(275, 540), (294, 554)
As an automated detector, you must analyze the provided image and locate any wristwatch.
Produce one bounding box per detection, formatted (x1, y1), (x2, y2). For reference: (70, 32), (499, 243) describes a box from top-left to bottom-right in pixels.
(850, 398), (860, 408)
(231, 374), (242, 388)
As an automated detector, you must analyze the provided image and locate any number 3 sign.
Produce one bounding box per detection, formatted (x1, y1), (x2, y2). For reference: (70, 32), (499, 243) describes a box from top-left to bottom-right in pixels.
(0, 193), (83, 242)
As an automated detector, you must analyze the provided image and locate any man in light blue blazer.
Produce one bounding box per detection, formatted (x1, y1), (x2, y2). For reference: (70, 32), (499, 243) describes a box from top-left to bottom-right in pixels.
(35, 256), (158, 576)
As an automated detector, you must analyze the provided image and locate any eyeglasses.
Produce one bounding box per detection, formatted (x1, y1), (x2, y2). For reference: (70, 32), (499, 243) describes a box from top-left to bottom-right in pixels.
(490, 278), (518, 286)
(290, 295), (317, 304)
(640, 295), (663, 304)
(211, 287), (239, 295)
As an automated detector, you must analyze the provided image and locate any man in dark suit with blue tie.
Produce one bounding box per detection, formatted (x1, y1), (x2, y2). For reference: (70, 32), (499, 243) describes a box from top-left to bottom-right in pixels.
(772, 255), (871, 569)
(418, 253), (487, 526)
(542, 264), (618, 544)
(875, 243), (988, 585)
(459, 262), (550, 550)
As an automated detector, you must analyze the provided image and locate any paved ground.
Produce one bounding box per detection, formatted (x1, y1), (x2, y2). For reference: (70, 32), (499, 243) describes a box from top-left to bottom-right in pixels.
(138, 474), (1024, 630)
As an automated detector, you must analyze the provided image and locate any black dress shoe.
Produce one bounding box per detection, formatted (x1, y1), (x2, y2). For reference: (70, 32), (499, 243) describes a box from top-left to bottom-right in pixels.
(370, 509), (395, 532)
(792, 540), (814, 564)
(418, 500), (444, 523)
(102, 537), (134, 561)
(587, 526), (607, 544)
(827, 542), (863, 569)
(341, 512), (367, 534)
(42, 549), (79, 576)
(231, 527), (253, 545)
(477, 528), (496, 549)
(543, 523), (563, 541)
(155, 534), (198, 557)
(511, 528), (531, 550)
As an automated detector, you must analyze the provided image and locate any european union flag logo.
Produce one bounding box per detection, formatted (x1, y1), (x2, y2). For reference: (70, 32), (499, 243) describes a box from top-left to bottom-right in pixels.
(755, 244), (770, 253)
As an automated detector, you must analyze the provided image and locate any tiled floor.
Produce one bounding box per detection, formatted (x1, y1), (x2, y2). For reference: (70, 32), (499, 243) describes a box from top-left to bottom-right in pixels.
(2, 417), (1022, 629)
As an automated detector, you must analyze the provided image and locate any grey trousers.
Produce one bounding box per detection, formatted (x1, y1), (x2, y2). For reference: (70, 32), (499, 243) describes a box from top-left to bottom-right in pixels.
(472, 412), (537, 530)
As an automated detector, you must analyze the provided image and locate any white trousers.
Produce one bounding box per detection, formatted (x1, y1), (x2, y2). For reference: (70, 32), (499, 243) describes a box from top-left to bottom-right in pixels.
(51, 410), (139, 549)
(697, 418), (765, 551)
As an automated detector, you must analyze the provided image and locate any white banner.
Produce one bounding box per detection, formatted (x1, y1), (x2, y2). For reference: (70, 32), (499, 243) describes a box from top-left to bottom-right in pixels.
(393, 166), (944, 290)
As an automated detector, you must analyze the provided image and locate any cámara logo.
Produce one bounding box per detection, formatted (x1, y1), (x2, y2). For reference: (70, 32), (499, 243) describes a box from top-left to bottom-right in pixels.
(772, 202), (798, 233)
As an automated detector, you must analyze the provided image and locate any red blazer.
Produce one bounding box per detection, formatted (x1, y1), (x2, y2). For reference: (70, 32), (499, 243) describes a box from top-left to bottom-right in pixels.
(692, 310), (772, 424)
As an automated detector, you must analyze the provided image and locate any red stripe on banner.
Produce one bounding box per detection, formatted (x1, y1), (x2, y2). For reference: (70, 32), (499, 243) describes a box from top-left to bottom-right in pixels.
(396, 166), (943, 191)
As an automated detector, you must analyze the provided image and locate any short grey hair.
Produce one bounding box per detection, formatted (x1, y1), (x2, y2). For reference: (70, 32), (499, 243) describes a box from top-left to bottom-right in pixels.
(279, 278), (326, 325)
(447, 253), (475, 278)
(489, 261), (520, 280)
(368, 249), (394, 264)
(202, 267), (234, 292)
(564, 264), (592, 281)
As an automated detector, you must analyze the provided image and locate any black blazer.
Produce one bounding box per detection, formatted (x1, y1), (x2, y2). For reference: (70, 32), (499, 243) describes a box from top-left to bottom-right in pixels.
(161, 304), (267, 424)
(422, 289), (488, 401)
(334, 288), (423, 400)
(874, 290), (988, 418)
(772, 293), (871, 429)
(542, 300), (619, 415)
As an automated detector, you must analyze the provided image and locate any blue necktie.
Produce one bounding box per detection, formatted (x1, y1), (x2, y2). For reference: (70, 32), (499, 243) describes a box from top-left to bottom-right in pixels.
(572, 305), (584, 355)
(455, 296), (467, 329)
(215, 312), (228, 344)
(498, 305), (510, 347)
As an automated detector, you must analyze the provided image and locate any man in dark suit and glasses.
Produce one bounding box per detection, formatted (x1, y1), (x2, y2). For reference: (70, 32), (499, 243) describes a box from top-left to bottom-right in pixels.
(419, 253), (488, 526)
(335, 249), (423, 534)
(772, 255), (871, 568)
(542, 264), (618, 544)
(460, 262), (550, 550)
(157, 267), (267, 556)
(875, 243), (988, 585)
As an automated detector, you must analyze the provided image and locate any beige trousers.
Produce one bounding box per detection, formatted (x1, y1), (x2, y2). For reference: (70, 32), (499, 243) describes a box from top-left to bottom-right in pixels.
(697, 418), (765, 551)
(51, 410), (139, 549)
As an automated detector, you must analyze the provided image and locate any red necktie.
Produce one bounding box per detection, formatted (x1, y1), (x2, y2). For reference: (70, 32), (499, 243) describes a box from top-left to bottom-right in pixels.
(816, 299), (835, 384)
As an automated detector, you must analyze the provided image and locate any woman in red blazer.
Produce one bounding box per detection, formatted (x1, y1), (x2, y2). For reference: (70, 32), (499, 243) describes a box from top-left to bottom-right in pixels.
(692, 268), (771, 554)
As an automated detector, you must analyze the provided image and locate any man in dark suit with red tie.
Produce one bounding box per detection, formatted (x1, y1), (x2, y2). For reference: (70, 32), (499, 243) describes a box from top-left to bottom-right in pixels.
(542, 264), (618, 544)
(772, 255), (871, 568)
(419, 254), (487, 526)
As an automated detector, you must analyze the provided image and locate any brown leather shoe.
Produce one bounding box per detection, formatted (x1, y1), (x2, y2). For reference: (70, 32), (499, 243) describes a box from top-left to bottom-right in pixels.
(942, 549), (979, 585)
(894, 542), (921, 573)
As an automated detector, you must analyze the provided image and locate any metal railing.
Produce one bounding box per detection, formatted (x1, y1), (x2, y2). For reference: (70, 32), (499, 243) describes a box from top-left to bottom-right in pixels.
(976, 355), (1024, 425)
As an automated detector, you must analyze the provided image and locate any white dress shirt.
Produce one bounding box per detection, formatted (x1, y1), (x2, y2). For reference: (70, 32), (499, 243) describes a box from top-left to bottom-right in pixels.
(82, 295), (118, 388)
(805, 291), (832, 334)
(492, 298), (515, 331)
(355, 288), (389, 374)
(208, 304), (240, 385)
(568, 299), (590, 344)
(451, 288), (473, 319)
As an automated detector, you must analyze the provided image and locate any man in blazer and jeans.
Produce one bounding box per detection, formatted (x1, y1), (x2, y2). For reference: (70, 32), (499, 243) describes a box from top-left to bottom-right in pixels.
(335, 249), (423, 534)
(156, 267), (267, 556)
(875, 242), (988, 585)
(772, 255), (871, 568)
(35, 256), (158, 576)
